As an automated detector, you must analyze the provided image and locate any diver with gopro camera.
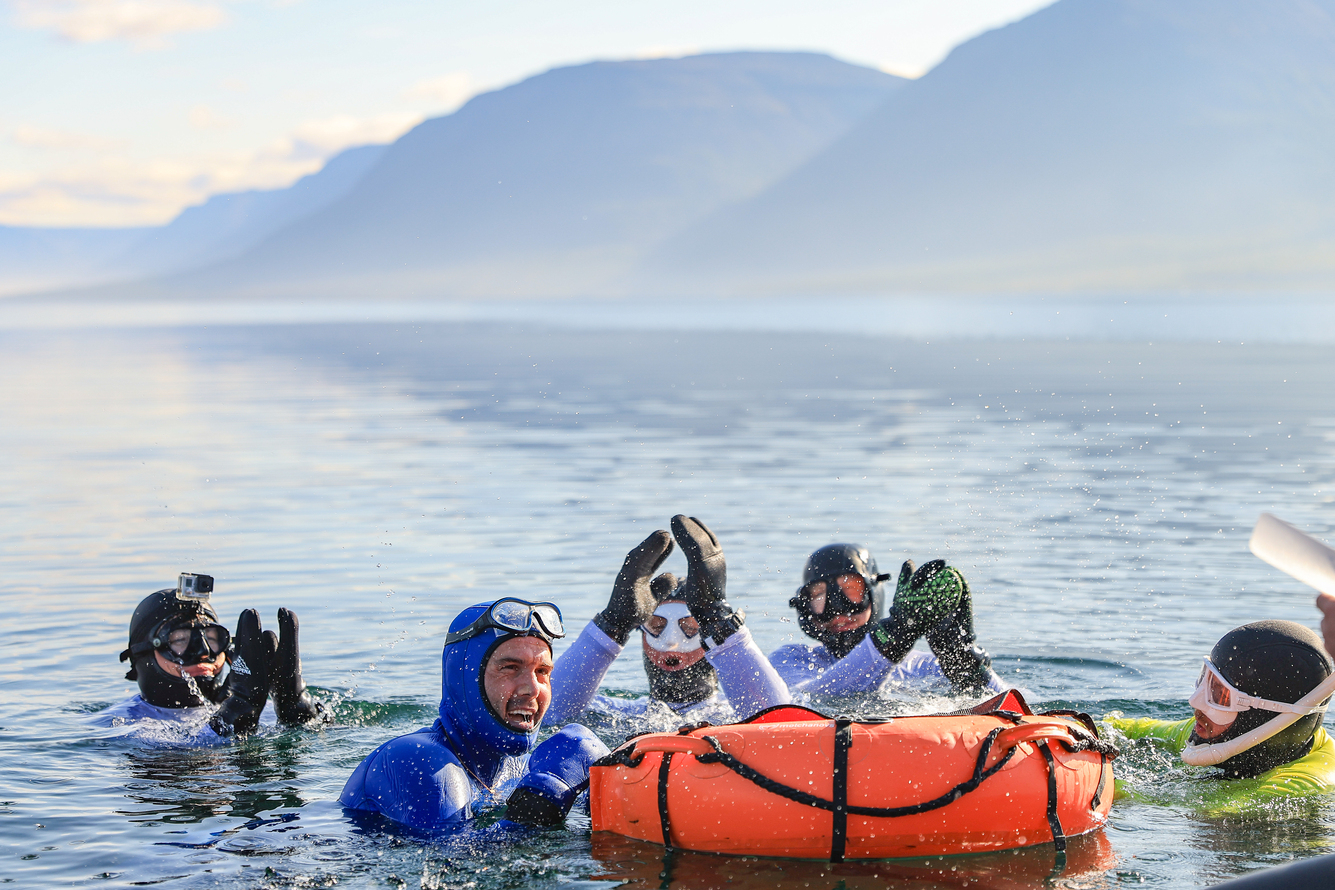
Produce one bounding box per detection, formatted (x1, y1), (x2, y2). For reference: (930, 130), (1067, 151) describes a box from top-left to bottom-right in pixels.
(93, 573), (327, 743)
(1104, 620), (1335, 814)
(546, 516), (790, 725)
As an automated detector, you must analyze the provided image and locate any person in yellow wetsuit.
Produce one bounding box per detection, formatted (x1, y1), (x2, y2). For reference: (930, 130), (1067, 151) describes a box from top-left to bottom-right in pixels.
(1105, 620), (1335, 816)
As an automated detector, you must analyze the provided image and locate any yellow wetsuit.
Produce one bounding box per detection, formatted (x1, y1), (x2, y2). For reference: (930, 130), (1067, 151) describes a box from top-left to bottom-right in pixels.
(1104, 715), (1335, 817)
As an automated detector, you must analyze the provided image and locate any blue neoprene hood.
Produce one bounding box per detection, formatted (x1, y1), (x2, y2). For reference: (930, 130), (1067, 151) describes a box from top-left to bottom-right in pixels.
(436, 603), (543, 773)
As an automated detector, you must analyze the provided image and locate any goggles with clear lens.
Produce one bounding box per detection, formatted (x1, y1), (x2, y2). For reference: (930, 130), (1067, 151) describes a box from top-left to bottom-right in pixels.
(445, 598), (565, 646)
(644, 612), (700, 640)
(798, 573), (869, 616)
(150, 620), (231, 663)
(1188, 657), (1325, 719)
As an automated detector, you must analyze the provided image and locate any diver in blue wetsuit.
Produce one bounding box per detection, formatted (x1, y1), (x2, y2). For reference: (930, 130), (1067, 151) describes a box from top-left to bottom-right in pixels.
(93, 573), (326, 744)
(339, 599), (610, 831)
(770, 545), (1004, 698)
(547, 516), (790, 725)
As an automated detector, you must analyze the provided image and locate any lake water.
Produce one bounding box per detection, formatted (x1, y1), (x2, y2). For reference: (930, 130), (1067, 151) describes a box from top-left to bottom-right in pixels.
(2, 297), (1334, 888)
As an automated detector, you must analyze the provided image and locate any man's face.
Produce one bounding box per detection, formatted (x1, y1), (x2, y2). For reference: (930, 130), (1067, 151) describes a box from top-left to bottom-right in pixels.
(807, 574), (872, 634)
(483, 635), (553, 733)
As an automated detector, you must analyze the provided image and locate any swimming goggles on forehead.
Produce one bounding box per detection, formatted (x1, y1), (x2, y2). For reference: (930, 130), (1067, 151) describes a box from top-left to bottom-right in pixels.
(445, 598), (565, 646)
(1189, 657), (1325, 717)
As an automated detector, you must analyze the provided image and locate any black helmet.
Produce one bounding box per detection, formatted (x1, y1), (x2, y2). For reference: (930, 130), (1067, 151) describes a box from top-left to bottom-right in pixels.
(790, 544), (890, 659)
(119, 587), (230, 708)
(1184, 620), (1333, 778)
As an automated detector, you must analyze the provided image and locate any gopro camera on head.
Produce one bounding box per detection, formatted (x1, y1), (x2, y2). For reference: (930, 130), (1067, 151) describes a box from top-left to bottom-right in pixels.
(177, 573), (214, 603)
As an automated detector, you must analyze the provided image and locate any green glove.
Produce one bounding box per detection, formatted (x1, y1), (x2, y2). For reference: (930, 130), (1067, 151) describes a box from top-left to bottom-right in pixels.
(593, 530), (674, 645)
(870, 560), (963, 663)
(925, 574), (995, 695)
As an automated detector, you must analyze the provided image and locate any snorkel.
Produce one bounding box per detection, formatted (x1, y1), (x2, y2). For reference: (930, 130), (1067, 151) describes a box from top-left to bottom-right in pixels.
(1180, 620), (1333, 776)
(119, 574), (230, 708)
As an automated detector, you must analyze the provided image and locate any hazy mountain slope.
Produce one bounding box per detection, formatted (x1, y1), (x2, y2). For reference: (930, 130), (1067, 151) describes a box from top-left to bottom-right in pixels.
(181, 52), (904, 298)
(641, 0), (1335, 294)
(0, 226), (151, 296)
(108, 144), (387, 277)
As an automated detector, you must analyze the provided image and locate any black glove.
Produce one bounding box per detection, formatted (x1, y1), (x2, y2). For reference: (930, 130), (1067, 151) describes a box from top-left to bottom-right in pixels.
(671, 515), (743, 647)
(209, 609), (276, 738)
(925, 573), (995, 695)
(593, 530), (674, 645)
(504, 725), (610, 827)
(272, 608), (327, 725)
(870, 560), (962, 664)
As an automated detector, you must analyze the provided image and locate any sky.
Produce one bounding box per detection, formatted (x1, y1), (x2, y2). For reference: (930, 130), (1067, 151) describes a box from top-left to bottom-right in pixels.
(0, 0), (1054, 229)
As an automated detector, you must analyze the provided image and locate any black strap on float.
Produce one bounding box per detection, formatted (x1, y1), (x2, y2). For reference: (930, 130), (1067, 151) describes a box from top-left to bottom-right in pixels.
(1038, 740), (1067, 852)
(830, 719), (852, 863)
(696, 724), (1019, 820)
(657, 752), (675, 851)
(598, 708), (1120, 864)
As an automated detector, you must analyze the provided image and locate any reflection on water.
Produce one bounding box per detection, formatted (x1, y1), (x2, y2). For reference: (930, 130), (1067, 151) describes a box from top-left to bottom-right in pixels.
(1, 316), (1334, 887)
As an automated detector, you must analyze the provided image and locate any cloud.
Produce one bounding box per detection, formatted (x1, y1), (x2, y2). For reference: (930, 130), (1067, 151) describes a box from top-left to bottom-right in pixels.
(12, 0), (228, 49)
(403, 72), (477, 113)
(188, 104), (235, 131)
(11, 124), (124, 151)
(0, 111), (422, 227)
(265, 112), (422, 162)
(634, 45), (702, 60)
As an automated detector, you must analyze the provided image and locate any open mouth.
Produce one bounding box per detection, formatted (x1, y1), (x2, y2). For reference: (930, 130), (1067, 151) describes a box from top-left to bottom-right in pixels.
(505, 704), (539, 731)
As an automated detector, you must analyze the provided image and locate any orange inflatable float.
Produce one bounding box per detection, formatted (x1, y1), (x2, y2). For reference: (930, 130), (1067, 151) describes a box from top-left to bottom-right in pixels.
(589, 690), (1117, 861)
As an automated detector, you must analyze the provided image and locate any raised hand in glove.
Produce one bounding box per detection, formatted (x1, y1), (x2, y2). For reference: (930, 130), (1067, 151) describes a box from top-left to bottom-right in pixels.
(593, 530), (674, 645)
(504, 724), (611, 826)
(925, 574), (995, 695)
(671, 514), (743, 647)
(272, 608), (327, 725)
(209, 609), (276, 738)
(870, 560), (963, 664)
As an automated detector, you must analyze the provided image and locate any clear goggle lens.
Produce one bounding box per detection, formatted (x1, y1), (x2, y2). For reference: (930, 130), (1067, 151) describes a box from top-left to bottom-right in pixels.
(152, 621), (230, 658)
(1189, 658), (1324, 717)
(643, 614), (700, 638)
(446, 598), (566, 646)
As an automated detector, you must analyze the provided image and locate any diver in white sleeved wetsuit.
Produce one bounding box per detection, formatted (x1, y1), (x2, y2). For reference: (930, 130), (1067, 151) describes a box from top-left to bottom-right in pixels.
(547, 518), (790, 726)
(770, 545), (1004, 699)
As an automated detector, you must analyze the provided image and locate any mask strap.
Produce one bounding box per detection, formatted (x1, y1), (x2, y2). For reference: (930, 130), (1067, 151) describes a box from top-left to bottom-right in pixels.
(1183, 671), (1335, 766)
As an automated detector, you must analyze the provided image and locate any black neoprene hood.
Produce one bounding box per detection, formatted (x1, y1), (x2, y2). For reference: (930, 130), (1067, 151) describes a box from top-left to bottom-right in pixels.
(791, 544), (888, 659)
(1198, 619), (1334, 777)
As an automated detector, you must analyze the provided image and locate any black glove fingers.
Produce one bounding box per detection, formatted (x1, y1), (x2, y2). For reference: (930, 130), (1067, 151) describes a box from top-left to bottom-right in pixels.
(235, 608), (262, 642)
(897, 560), (916, 588)
(262, 630), (279, 659)
(622, 529), (674, 579)
(910, 559), (947, 591)
(688, 516), (719, 550)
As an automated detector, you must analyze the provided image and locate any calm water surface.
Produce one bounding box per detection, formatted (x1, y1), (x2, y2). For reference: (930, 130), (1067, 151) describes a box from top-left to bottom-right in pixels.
(1, 308), (1334, 888)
